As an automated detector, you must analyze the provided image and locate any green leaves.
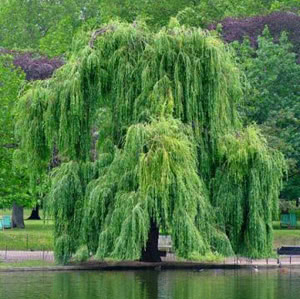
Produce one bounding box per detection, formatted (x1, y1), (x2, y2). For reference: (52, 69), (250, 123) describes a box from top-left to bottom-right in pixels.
(234, 26), (300, 202)
(214, 126), (286, 256)
(17, 23), (285, 262)
(0, 0), (101, 53)
(0, 55), (31, 208)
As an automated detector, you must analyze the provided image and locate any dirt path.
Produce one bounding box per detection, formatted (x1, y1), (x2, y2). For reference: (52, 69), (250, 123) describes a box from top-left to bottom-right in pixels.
(1, 251), (300, 267)
(0, 250), (54, 261)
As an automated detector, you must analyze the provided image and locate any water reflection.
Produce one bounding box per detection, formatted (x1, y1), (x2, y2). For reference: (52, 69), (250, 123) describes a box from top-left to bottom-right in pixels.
(1, 269), (300, 299)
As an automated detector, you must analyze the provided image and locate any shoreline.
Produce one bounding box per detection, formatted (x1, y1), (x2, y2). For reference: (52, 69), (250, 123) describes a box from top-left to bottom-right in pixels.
(1, 260), (300, 272)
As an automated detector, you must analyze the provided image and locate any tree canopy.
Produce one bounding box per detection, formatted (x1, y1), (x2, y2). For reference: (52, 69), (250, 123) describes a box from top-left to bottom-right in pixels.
(16, 22), (285, 263)
(0, 55), (30, 208)
(0, 50), (62, 224)
(232, 27), (300, 203)
(0, 0), (101, 55)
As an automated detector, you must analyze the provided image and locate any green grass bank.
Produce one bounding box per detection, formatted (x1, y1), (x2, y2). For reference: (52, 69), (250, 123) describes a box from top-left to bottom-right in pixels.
(1, 210), (300, 252)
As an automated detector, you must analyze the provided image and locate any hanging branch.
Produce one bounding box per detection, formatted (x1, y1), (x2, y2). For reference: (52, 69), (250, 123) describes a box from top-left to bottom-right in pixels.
(89, 21), (140, 48)
(16, 22), (286, 263)
(89, 25), (117, 48)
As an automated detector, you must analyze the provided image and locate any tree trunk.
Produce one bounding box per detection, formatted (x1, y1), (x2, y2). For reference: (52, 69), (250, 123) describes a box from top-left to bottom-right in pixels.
(12, 202), (25, 228)
(27, 204), (41, 220)
(141, 219), (161, 262)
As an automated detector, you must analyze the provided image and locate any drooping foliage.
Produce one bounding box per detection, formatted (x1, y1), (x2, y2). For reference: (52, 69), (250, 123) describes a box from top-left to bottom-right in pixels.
(212, 126), (284, 256)
(16, 22), (285, 263)
(232, 27), (300, 203)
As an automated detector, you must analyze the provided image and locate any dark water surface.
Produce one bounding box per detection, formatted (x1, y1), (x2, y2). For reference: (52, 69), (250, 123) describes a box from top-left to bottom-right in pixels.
(1, 269), (300, 299)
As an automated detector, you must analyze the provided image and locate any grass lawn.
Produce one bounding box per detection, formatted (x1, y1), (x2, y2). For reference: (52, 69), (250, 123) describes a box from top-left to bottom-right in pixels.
(273, 221), (300, 230)
(0, 260), (54, 268)
(0, 209), (54, 251)
(1, 208), (300, 254)
(273, 229), (300, 249)
(272, 221), (300, 249)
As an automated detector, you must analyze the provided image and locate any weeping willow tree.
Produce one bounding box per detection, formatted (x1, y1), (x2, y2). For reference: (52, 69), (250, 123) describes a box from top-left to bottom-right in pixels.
(16, 21), (285, 263)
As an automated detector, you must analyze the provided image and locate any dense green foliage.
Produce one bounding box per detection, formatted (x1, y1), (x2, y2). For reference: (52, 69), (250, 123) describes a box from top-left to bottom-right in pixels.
(0, 55), (31, 208)
(100, 0), (195, 27)
(16, 23), (285, 263)
(176, 0), (267, 28)
(101, 0), (291, 29)
(233, 28), (300, 202)
(0, 0), (101, 56)
(270, 0), (300, 11)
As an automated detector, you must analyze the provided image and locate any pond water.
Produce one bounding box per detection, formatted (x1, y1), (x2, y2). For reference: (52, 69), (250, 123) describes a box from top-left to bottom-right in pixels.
(1, 269), (300, 299)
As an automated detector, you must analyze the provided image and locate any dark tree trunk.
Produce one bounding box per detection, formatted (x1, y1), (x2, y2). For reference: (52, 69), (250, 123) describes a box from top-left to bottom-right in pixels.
(27, 204), (41, 220)
(296, 198), (299, 208)
(141, 218), (161, 262)
(12, 202), (25, 228)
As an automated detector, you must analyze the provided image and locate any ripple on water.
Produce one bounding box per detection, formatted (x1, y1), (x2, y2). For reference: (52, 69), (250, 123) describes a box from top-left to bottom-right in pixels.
(1, 269), (300, 299)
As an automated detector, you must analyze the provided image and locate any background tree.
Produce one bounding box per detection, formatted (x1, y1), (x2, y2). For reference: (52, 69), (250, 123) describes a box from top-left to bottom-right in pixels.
(211, 12), (300, 62)
(232, 27), (300, 204)
(270, 0), (300, 12)
(0, 54), (29, 227)
(16, 22), (285, 263)
(0, 50), (63, 224)
(0, 0), (101, 55)
(100, 0), (281, 29)
(177, 0), (268, 28)
(100, 0), (197, 28)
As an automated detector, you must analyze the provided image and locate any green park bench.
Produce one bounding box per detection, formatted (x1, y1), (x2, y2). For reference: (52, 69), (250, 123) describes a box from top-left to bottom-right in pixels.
(0, 218), (3, 230)
(2, 215), (12, 229)
(280, 213), (297, 229)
